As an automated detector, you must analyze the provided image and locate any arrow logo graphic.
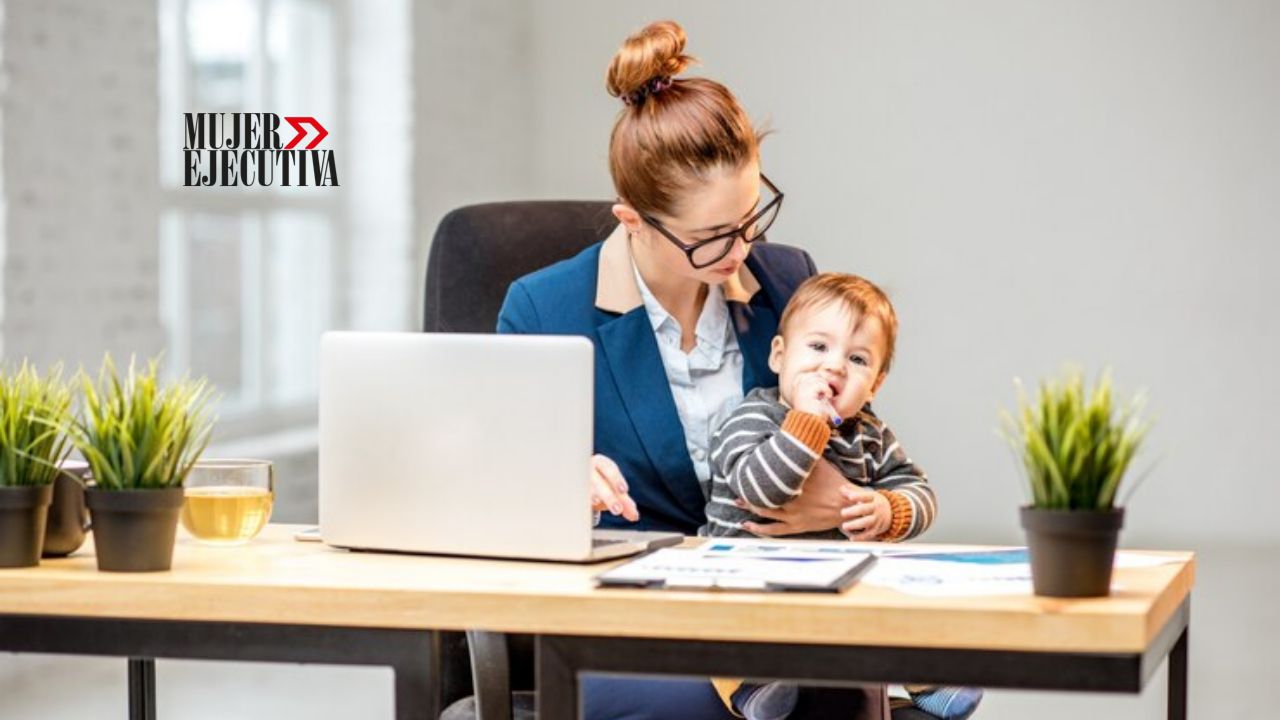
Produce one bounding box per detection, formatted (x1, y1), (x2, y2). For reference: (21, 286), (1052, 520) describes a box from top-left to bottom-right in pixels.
(283, 116), (329, 150)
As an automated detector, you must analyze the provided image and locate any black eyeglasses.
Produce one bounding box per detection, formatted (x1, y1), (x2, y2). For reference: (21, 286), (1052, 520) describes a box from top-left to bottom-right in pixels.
(642, 174), (784, 269)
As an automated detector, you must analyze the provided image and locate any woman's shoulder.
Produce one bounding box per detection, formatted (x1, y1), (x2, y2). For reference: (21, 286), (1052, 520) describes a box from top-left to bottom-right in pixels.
(752, 242), (816, 272)
(511, 240), (604, 297)
(498, 241), (603, 333)
(747, 242), (819, 304)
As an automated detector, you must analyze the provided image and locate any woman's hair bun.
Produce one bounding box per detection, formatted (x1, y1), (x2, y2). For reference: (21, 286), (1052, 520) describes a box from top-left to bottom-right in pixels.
(605, 20), (695, 101)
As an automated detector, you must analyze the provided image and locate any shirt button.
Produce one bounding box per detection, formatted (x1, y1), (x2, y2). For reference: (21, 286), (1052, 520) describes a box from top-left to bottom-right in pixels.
(692, 448), (707, 462)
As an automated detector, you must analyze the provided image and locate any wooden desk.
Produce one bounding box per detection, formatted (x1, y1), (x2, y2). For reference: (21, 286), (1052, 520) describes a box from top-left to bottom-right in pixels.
(0, 525), (1194, 720)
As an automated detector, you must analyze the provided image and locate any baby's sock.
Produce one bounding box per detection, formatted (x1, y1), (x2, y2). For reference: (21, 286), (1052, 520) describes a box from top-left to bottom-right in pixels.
(908, 685), (984, 719)
(731, 681), (799, 720)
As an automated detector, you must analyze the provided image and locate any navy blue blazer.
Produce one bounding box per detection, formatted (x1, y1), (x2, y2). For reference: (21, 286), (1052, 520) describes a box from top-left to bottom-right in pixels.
(497, 232), (817, 533)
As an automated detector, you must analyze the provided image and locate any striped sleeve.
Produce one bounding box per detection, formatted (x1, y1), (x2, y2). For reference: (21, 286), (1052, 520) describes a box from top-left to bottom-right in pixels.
(868, 423), (936, 541)
(710, 406), (831, 509)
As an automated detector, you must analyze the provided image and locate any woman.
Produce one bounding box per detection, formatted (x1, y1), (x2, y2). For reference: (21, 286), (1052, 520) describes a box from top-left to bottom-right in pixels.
(498, 20), (889, 720)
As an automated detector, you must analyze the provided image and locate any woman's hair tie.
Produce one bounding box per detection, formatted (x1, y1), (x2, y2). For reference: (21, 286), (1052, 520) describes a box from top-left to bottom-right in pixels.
(622, 75), (674, 107)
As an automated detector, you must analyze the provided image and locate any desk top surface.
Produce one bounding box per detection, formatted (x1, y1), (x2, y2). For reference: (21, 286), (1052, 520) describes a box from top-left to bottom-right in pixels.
(0, 525), (1194, 653)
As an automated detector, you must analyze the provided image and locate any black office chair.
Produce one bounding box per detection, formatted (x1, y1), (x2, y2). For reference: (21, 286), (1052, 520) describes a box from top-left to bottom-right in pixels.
(422, 201), (951, 720)
(423, 200), (615, 334)
(423, 200), (613, 720)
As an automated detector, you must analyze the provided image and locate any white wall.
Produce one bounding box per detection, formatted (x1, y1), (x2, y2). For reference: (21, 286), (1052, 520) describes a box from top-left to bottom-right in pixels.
(519, 0), (1280, 549)
(412, 0), (535, 321)
(1, 0), (165, 370)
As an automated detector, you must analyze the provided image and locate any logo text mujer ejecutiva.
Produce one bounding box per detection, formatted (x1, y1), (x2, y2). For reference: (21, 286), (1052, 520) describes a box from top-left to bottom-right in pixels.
(183, 113), (339, 187)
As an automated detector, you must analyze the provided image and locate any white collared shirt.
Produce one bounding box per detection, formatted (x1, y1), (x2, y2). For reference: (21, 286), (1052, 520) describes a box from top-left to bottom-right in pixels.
(632, 260), (745, 484)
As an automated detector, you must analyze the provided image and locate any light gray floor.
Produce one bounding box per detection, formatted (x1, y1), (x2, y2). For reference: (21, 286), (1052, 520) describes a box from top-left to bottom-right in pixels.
(2, 545), (1272, 719)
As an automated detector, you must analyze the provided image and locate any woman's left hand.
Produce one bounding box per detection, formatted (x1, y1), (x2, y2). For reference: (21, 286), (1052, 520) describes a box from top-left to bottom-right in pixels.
(738, 458), (847, 536)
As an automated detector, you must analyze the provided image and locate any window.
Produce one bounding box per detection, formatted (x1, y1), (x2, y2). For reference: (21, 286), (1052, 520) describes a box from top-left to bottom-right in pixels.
(159, 0), (341, 434)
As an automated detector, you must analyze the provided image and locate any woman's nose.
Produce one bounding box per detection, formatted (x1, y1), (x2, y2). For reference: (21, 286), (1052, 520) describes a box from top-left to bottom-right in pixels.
(727, 236), (749, 262)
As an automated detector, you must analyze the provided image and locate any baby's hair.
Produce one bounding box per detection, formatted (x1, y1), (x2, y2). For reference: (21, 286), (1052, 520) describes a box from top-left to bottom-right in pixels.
(778, 273), (900, 374)
(605, 20), (763, 218)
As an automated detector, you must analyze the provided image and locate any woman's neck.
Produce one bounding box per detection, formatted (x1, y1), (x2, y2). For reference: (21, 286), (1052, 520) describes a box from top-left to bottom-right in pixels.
(631, 237), (708, 347)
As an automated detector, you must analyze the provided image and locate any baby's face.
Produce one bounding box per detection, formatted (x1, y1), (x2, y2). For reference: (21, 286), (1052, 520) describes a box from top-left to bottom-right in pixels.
(769, 302), (888, 421)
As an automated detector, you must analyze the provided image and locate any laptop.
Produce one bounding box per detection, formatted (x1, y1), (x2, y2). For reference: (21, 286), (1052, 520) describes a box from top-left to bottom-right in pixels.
(318, 331), (683, 562)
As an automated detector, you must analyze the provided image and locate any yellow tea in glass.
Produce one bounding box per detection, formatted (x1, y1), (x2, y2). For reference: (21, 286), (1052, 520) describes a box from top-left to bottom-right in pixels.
(182, 459), (274, 545)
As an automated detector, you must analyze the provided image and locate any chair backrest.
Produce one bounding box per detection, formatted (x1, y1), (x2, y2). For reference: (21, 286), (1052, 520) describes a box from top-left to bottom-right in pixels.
(423, 200), (615, 333)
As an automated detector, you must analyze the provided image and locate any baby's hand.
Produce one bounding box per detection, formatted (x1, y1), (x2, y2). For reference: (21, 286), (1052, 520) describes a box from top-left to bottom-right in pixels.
(790, 373), (833, 417)
(840, 486), (892, 541)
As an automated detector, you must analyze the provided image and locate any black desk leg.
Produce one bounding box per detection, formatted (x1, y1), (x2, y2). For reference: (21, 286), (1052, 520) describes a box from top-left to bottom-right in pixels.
(536, 636), (580, 720)
(128, 658), (156, 720)
(392, 631), (444, 720)
(1168, 627), (1188, 720)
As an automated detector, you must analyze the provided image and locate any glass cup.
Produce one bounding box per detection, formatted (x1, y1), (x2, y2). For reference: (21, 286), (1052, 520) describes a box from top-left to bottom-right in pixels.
(181, 459), (274, 545)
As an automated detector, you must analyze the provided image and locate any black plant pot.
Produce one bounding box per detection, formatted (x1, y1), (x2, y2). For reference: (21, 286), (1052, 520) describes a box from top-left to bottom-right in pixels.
(85, 487), (185, 572)
(1021, 506), (1125, 598)
(43, 462), (91, 558)
(0, 484), (54, 568)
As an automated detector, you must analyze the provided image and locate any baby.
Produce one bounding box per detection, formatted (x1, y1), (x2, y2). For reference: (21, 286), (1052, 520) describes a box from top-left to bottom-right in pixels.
(702, 272), (981, 720)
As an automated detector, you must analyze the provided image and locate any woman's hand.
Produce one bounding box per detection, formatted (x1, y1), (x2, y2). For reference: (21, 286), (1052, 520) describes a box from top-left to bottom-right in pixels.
(591, 454), (640, 522)
(738, 458), (847, 536)
(840, 486), (892, 541)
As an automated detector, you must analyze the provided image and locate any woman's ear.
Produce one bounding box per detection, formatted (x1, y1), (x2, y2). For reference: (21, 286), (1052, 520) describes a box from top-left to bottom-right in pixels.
(767, 335), (785, 374)
(612, 203), (644, 237)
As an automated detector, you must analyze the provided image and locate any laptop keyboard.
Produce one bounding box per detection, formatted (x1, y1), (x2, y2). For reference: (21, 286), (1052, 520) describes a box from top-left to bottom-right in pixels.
(592, 537), (627, 548)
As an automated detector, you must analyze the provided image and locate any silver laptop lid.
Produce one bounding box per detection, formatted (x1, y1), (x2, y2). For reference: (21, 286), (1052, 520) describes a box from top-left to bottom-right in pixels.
(319, 332), (596, 560)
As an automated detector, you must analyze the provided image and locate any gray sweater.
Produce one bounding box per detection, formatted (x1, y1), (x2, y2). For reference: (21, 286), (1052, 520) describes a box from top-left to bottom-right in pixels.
(701, 386), (936, 540)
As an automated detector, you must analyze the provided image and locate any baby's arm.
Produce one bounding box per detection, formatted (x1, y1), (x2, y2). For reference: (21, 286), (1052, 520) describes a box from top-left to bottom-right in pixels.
(868, 424), (936, 541)
(711, 404), (833, 509)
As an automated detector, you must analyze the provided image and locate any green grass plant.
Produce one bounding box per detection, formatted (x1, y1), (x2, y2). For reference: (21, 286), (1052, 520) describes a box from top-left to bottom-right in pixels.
(1001, 369), (1152, 510)
(0, 362), (75, 487)
(66, 355), (216, 490)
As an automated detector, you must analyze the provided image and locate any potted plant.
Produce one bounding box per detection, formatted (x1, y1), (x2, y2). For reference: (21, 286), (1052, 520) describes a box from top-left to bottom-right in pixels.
(0, 363), (75, 567)
(66, 356), (215, 572)
(1001, 369), (1152, 597)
